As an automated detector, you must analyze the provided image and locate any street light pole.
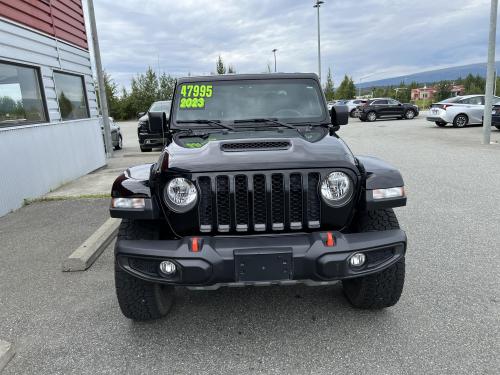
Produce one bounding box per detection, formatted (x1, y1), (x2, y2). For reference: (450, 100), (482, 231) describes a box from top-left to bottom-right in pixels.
(482, 0), (498, 145)
(272, 49), (278, 72)
(313, 1), (324, 83)
(87, 0), (113, 157)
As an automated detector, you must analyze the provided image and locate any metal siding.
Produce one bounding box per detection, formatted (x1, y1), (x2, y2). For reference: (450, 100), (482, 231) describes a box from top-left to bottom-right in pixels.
(0, 19), (104, 217)
(0, 0), (88, 49)
(0, 119), (106, 217)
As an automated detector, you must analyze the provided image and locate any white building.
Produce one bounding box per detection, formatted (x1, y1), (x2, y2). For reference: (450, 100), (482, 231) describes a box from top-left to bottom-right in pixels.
(0, 0), (105, 217)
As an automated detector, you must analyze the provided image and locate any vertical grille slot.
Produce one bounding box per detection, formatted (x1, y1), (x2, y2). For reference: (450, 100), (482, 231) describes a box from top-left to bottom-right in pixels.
(253, 174), (267, 231)
(216, 176), (230, 232)
(271, 174), (285, 230)
(234, 175), (249, 232)
(307, 173), (321, 228)
(198, 177), (212, 232)
(289, 173), (303, 229)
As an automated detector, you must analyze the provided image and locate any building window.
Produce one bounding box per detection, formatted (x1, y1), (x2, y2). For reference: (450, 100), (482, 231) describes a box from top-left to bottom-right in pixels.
(53, 72), (89, 120)
(0, 61), (47, 127)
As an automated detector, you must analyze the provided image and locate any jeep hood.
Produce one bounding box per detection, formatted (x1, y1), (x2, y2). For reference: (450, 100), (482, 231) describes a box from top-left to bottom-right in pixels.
(164, 135), (356, 173)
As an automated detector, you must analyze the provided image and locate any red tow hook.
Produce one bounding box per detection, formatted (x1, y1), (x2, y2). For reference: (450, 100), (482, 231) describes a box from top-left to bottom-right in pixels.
(326, 232), (335, 247)
(190, 237), (201, 252)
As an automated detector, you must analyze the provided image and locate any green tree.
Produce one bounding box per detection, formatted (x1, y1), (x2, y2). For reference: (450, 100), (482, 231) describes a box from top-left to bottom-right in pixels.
(435, 81), (452, 102)
(129, 67), (158, 113)
(228, 65), (236, 74)
(158, 73), (176, 100)
(336, 75), (356, 99)
(324, 67), (335, 101)
(216, 55), (226, 75)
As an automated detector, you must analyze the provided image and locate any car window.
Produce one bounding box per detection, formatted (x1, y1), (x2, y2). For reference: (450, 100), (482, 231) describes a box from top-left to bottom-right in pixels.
(493, 96), (500, 104)
(372, 100), (388, 105)
(388, 99), (400, 105)
(461, 96), (484, 105)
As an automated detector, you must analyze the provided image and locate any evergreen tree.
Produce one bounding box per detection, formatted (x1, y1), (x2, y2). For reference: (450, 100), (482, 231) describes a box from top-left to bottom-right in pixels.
(228, 65), (236, 74)
(158, 73), (176, 100)
(216, 55), (226, 75)
(324, 67), (335, 101)
(336, 75), (356, 99)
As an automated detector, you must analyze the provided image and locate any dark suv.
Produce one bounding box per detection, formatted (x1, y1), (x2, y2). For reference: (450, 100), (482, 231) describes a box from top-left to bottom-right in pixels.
(110, 73), (407, 321)
(357, 98), (419, 122)
(137, 100), (172, 152)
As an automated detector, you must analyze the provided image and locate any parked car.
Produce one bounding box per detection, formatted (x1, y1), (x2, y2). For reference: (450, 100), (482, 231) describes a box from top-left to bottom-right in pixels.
(427, 95), (500, 127)
(137, 100), (172, 152)
(492, 104), (500, 130)
(357, 98), (419, 122)
(109, 73), (408, 321)
(345, 99), (368, 117)
(101, 117), (122, 150)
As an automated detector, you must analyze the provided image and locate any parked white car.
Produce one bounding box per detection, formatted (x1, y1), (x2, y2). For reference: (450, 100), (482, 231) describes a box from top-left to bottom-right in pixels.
(426, 95), (500, 127)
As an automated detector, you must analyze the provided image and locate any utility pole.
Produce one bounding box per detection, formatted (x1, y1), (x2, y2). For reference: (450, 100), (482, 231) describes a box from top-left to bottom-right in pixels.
(87, 0), (113, 157)
(272, 49), (278, 72)
(482, 0), (498, 145)
(313, 1), (324, 83)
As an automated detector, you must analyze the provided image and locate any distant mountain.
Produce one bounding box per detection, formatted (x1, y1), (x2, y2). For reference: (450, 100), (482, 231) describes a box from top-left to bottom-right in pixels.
(358, 61), (500, 88)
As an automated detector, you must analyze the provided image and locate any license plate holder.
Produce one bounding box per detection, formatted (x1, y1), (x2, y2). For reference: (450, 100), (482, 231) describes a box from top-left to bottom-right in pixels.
(234, 249), (293, 282)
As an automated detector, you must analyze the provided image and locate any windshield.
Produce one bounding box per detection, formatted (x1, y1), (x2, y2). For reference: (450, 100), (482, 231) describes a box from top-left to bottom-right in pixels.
(149, 100), (171, 112)
(172, 79), (327, 125)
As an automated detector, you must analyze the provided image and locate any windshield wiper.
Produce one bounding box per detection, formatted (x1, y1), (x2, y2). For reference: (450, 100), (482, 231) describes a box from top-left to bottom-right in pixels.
(233, 118), (299, 130)
(177, 119), (234, 131)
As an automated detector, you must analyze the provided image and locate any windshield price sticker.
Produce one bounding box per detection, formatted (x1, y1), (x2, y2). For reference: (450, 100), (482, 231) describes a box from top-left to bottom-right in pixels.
(179, 84), (212, 109)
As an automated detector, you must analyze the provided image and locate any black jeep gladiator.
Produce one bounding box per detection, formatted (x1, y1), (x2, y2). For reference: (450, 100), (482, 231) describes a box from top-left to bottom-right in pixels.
(110, 73), (407, 321)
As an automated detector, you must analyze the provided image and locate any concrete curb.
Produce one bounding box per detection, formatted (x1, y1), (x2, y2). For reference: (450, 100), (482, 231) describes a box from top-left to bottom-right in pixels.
(0, 340), (15, 372)
(62, 218), (120, 272)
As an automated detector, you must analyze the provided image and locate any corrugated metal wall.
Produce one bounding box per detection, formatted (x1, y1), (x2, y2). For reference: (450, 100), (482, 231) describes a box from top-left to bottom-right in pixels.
(0, 19), (105, 217)
(0, 0), (88, 50)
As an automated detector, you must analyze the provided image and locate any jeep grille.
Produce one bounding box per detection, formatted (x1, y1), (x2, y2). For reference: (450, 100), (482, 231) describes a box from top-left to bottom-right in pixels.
(196, 171), (321, 233)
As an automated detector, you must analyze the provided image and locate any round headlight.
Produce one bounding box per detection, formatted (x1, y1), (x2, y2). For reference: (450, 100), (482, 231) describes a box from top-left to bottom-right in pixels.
(163, 177), (198, 212)
(320, 171), (353, 207)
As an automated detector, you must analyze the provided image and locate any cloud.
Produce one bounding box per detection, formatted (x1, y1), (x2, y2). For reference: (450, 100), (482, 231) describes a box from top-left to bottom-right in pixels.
(86, 0), (497, 89)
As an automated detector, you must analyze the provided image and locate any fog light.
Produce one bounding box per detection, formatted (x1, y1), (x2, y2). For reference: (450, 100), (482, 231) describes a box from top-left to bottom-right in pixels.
(350, 253), (366, 267)
(159, 261), (176, 276)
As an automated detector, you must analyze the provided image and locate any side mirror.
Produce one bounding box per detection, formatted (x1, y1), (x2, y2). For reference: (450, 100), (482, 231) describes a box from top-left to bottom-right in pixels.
(331, 105), (349, 129)
(137, 111), (146, 119)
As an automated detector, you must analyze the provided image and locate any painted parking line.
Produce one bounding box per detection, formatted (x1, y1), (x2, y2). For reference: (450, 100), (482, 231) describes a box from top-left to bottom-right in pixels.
(0, 340), (15, 372)
(62, 218), (120, 272)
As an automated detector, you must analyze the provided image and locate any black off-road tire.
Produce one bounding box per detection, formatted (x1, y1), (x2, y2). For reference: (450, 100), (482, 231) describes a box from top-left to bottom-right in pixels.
(115, 219), (175, 321)
(343, 209), (405, 309)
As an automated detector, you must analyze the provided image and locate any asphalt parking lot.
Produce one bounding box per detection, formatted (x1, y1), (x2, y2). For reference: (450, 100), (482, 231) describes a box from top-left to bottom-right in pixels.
(1, 116), (499, 374)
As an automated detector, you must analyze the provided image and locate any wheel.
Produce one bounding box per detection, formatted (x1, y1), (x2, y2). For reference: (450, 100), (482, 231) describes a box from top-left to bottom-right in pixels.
(140, 146), (152, 152)
(453, 114), (468, 128)
(114, 134), (123, 150)
(404, 109), (415, 119)
(115, 219), (175, 321)
(366, 111), (377, 122)
(342, 209), (405, 309)
(349, 109), (357, 118)
(435, 121), (447, 127)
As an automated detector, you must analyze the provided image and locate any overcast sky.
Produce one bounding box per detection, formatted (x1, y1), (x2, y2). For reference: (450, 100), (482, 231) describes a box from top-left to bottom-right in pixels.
(86, 0), (498, 90)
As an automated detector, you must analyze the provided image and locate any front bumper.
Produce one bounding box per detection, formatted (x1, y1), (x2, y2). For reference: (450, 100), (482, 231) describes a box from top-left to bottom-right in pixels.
(116, 230), (407, 286)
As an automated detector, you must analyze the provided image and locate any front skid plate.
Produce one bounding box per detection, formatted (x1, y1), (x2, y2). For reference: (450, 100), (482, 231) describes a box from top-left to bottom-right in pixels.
(187, 279), (340, 290)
